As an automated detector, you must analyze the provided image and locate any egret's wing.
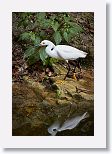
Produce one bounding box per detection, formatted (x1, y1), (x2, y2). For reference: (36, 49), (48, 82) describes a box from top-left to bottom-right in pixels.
(55, 45), (87, 60)
(58, 112), (89, 132)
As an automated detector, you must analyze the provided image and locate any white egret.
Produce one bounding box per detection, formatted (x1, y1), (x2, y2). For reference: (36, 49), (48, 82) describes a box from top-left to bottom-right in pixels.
(39, 40), (87, 80)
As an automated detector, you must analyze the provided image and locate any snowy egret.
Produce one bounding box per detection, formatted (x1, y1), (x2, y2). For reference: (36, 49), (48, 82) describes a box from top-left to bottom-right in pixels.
(40, 40), (87, 80)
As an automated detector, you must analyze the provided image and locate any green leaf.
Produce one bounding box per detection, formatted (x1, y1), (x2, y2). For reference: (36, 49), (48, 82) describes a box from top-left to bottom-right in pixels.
(69, 24), (83, 35)
(37, 12), (46, 21)
(43, 58), (51, 66)
(24, 46), (40, 65)
(40, 30), (45, 37)
(34, 36), (41, 45)
(53, 31), (62, 45)
(39, 47), (48, 63)
(21, 13), (27, 19)
(20, 32), (30, 41)
(30, 33), (36, 42)
(63, 31), (69, 42)
(51, 21), (60, 32)
(24, 46), (35, 59)
(74, 24), (83, 33)
(50, 58), (59, 64)
(36, 13), (50, 28)
(56, 89), (62, 98)
(51, 15), (56, 20)
(27, 53), (40, 65)
(63, 16), (71, 24)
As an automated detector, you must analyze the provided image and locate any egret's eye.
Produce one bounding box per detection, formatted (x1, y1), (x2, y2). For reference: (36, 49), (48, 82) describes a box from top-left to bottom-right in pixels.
(43, 42), (45, 45)
(53, 128), (57, 132)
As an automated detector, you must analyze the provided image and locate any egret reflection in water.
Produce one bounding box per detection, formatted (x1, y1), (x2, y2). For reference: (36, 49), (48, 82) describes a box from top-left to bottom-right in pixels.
(48, 112), (89, 136)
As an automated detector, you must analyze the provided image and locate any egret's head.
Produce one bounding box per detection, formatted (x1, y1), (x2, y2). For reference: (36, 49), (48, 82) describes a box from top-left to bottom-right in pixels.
(40, 40), (55, 47)
(40, 40), (48, 46)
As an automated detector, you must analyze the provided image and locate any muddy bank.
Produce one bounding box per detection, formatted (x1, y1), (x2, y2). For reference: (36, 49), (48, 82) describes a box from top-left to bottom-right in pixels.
(12, 67), (94, 136)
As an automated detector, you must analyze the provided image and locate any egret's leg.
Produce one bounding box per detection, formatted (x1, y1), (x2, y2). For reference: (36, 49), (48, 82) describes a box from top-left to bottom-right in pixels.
(64, 60), (70, 80)
(72, 60), (81, 72)
(55, 61), (70, 84)
(73, 62), (76, 73)
(77, 61), (81, 72)
(73, 59), (83, 80)
(73, 61), (77, 80)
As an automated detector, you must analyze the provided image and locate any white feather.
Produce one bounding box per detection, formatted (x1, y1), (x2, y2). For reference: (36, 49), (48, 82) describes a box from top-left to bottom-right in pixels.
(55, 45), (87, 60)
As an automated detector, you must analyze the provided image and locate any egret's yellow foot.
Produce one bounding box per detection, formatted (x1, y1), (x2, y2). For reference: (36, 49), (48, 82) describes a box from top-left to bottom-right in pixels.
(73, 73), (77, 80)
(55, 80), (65, 84)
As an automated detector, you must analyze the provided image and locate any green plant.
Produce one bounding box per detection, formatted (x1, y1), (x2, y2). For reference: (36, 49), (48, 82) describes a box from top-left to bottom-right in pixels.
(56, 89), (62, 98)
(17, 12), (83, 66)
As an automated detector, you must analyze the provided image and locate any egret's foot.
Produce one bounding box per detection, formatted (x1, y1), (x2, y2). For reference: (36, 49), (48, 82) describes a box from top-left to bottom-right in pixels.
(73, 73), (77, 80)
(55, 80), (65, 84)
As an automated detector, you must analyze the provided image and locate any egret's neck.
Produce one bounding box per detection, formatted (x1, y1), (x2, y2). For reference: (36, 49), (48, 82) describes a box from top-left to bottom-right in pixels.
(47, 42), (55, 49)
(45, 42), (55, 57)
(46, 42), (55, 53)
